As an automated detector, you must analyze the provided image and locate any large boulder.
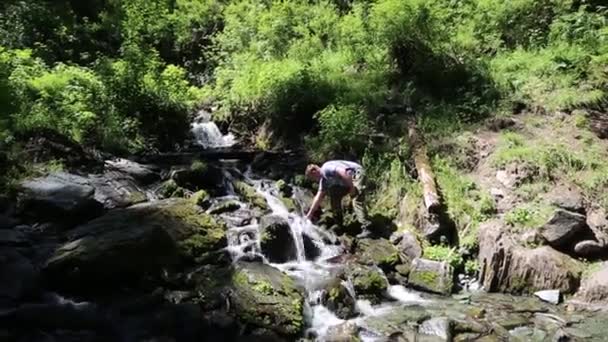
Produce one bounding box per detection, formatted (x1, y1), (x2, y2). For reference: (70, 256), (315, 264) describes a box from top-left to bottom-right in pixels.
(170, 162), (225, 192)
(572, 262), (608, 306)
(547, 186), (585, 214)
(259, 215), (296, 263)
(408, 258), (454, 295)
(17, 172), (103, 223)
(391, 231), (423, 260)
(104, 158), (159, 184)
(88, 171), (149, 209)
(539, 209), (589, 249)
(343, 263), (388, 304)
(0, 249), (38, 306)
(479, 221), (583, 294)
(229, 262), (305, 338)
(354, 238), (403, 271)
(43, 199), (226, 293)
(587, 208), (608, 246)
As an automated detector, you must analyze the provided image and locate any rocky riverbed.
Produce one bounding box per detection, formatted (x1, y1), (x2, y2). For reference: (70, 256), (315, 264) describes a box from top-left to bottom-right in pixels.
(1, 121), (608, 342)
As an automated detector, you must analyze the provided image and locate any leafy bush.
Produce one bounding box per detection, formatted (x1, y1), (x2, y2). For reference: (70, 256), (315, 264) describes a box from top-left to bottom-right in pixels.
(423, 244), (464, 270)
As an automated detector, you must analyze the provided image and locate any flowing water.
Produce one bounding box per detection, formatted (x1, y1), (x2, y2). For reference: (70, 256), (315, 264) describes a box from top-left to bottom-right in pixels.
(191, 110), (236, 148)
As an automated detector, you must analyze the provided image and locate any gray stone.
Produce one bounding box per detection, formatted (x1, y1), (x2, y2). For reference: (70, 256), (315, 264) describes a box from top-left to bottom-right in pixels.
(391, 231), (423, 260)
(478, 220), (583, 294)
(355, 238), (403, 271)
(420, 317), (453, 341)
(573, 240), (605, 258)
(408, 258), (454, 295)
(18, 172), (103, 223)
(587, 208), (608, 245)
(547, 187), (585, 214)
(343, 263), (388, 304)
(322, 278), (356, 319)
(534, 290), (561, 304)
(540, 209), (588, 249)
(105, 158), (159, 184)
(573, 262), (608, 305)
(324, 322), (359, 342)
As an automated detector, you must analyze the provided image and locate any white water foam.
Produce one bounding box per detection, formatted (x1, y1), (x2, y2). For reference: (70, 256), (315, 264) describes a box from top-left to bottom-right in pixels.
(191, 111), (235, 148)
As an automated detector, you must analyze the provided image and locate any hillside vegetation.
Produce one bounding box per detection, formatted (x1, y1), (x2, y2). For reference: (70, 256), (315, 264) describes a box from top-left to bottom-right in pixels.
(0, 0), (606, 198)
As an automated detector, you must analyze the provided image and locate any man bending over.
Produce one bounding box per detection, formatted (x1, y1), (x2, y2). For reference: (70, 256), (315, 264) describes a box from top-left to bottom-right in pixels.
(305, 160), (372, 238)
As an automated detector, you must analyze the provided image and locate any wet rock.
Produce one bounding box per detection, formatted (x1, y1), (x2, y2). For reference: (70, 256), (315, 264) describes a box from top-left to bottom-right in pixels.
(324, 322), (359, 342)
(355, 238), (403, 272)
(0, 249), (38, 306)
(343, 263), (388, 304)
(479, 220), (583, 294)
(302, 233), (321, 260)
(105, 158), (159, 184)
(88, 171), (149, 209)
(233, 180), (268, 210)
(391, 231), (422, 260)
(44, 199), (226, 293)
(171, 162), (225, 192)
(540, 209), (589, 249)
(573, 262), (608, 305)
(534, 290), (561, 304)
(547, 186), (585, 214)
(408, 258), (454, 295)
(359, 305), (429, 338)
(17, 172), (103, 223)
(230, 262), (305, 338)
(260, 215), (296, 263)
(321, 278), (356, 319)
(220, 208), (255, 227)
(419, 317), (452, 341)
(208, 199), (241, 215)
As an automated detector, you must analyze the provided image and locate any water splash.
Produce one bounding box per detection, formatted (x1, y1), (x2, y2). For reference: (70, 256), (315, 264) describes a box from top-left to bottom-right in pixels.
(191, 111), (235, 148)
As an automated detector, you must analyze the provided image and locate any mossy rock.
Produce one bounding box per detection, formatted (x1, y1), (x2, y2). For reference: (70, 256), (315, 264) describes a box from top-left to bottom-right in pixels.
(279, 196), (296, 212)
(409, 258), (454, 295)
(44, 199), (226, 293)
(259, 215), (296, 263)
(229, 261), (304, 338)
(276, 179), (293, 197)
(344, 263), (388, 304)
(322, 278), (356, 319)
(355, 238), (404, 272)
(159, 179), (186, 198)
(208, 199), (241, 215)
(190, 190), (210, 208)
(233, 180), (268, 211)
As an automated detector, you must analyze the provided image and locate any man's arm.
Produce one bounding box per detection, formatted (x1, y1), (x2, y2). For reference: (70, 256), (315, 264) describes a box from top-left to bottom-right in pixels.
(306, 189), (325, 220)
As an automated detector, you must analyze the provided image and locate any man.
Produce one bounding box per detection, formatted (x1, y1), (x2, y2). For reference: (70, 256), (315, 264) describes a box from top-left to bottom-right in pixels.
(305, 160), (372, 237)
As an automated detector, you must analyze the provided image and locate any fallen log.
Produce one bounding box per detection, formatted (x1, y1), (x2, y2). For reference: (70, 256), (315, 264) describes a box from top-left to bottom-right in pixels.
(408, 123), (441, 214)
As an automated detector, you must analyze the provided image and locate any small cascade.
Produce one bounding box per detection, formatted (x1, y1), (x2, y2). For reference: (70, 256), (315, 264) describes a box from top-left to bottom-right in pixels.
(221, 169), (433, 340)
(191, 110), (235, 148)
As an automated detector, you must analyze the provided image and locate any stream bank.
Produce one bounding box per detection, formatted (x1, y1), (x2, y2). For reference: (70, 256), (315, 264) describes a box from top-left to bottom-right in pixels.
(1, 120), (607, 342)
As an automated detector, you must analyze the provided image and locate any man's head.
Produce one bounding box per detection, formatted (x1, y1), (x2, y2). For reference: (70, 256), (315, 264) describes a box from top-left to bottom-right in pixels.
(305, 164), (321, 181)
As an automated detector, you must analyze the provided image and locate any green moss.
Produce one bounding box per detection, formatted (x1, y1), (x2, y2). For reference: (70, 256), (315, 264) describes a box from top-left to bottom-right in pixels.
(190, 159), (207, 174)
(128, 191), (147, 204)
(209, 199), (241, 214)
(279, 196), (296, 212)
(412, 270), (439, 286)
(190, 190), (210, 207)
(234, 180), (268, 210)
(252, 279), (274, 295)
(159, 179), (185, 198)
(160, 202), (226, 258)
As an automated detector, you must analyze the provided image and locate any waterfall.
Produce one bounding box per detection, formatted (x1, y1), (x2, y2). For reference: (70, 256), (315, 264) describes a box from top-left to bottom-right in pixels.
(191, 110), (235, 148)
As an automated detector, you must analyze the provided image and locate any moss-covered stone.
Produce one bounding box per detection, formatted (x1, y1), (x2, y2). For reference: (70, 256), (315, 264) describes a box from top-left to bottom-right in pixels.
(276, 179), (293, 197)
(190, 190), (210, 208)
(44, 199), (227, 292)
(279, 196), (296, 212)
(208, 199), (241, 215)
(408, 258), (454, 295)
(159, 179), (185, 198)
(344, 263), (388, 304)
(322, 278), (356, 319)
(229, 262), (304, 338)
(233, 180), (268, 210)
(355, 238), (404, 272)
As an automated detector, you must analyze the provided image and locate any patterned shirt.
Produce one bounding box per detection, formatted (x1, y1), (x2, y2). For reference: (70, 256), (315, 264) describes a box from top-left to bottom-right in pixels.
(319, 160), (362, 192)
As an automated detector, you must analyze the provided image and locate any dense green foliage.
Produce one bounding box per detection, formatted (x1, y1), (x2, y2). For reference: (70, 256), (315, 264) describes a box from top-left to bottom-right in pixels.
(0, 0), (606, 194)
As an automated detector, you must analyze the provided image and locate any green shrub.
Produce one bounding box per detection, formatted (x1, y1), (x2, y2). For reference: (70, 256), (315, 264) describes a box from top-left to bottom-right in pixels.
(423, 244), (463, 270)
